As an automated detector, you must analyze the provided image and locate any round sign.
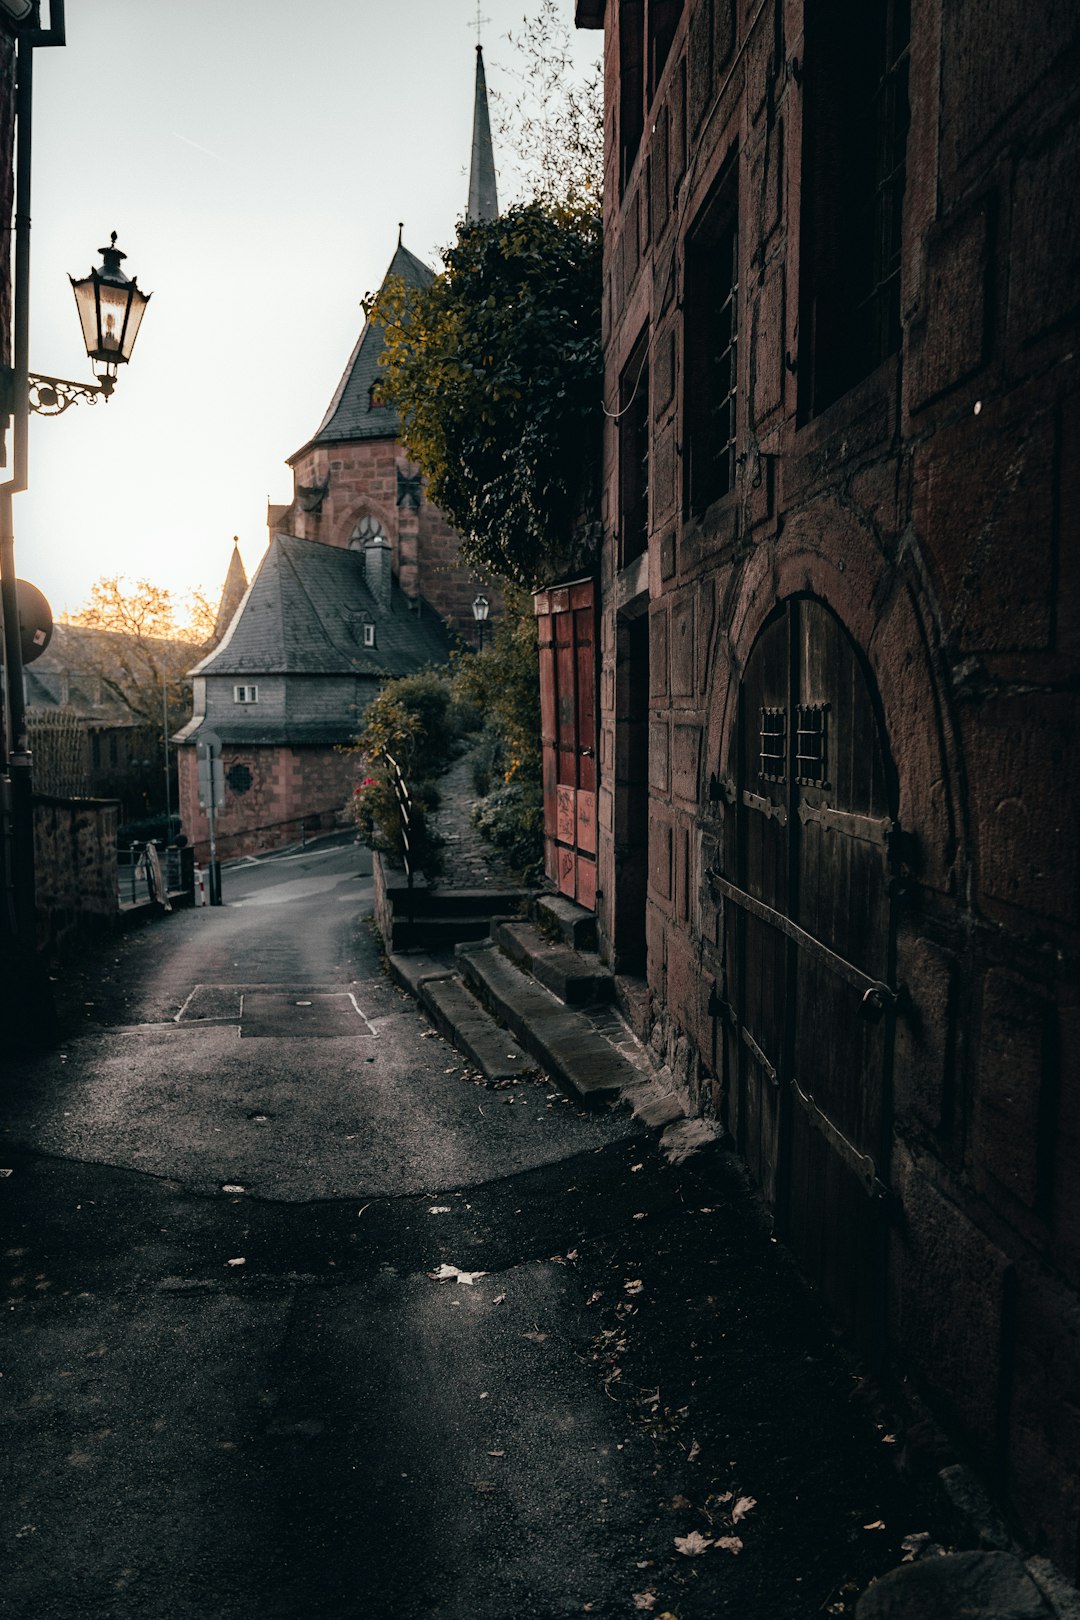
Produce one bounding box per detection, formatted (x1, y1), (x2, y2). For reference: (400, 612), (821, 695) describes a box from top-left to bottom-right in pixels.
(17, 578), (53, 665)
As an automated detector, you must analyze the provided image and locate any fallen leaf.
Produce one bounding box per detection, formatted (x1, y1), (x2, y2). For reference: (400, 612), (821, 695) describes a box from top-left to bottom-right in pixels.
(225, 1257), (246, 1267)
(732, 1495), (757, 1522)
(492, 1293), (506, 1305)
(674, 1531), (713, 1556)
(625, 1279), (644, 1295)
(428, 1206), (451, 1215)
(479, 1391), (489, 1399)
(630, 1163), (644, 1172)
(863, 1520), (886, 1531)
(222, 1184), (245, 1194)
(687, 1440), (701, 1463)
(523, 1330), (548, 1344)
(881, 1433), (897, 1444)
(0, 1168), (13, 1178)
(428, 1263), (487, 1285)
(586, 1290), (603, 1306)
(715, 1536), (744, 1555)
(671, 1494), (691, 1510)
(631, 1594), (657, 1612)
(633, 1212), (647, 1221)
(487, 1449), (505, 1457)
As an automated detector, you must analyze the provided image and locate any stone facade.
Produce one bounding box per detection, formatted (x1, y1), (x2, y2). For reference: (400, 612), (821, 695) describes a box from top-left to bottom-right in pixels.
(284, 439), (483, 645)
(177, 739), (352, 864)
(33, 795), (119, 951)
(583, 0), (1080, 1575)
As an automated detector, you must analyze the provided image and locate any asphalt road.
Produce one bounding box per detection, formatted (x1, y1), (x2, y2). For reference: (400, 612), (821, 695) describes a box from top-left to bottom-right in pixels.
(1, 838), (934, 1619)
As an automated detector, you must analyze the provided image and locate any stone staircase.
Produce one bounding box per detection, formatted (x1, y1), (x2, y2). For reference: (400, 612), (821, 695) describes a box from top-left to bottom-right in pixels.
(388, 888), (686, 1128)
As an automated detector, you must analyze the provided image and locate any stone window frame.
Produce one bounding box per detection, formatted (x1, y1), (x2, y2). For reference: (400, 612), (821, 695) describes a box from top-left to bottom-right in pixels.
(683, 151), (740, 517)
(233, 684), (259, 704)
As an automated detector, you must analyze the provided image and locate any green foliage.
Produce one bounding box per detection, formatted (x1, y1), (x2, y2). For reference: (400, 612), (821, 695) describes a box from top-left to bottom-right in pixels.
(369, 200), (603, 589)
(349, 671), (460, 878)
(452, 590), (545, 881)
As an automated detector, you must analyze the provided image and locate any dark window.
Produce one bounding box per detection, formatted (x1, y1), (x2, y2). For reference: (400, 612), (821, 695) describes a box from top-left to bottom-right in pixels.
(759, 707), (786, 783)
(799, 0), (911, 418)
(620, 0), (645, 190)
(619, 331), (651, 568)
(684, 159), (739, 515)
(648, 0), (682, 100)
(226, 763), (253, 795)
(795, 703), (829, 786)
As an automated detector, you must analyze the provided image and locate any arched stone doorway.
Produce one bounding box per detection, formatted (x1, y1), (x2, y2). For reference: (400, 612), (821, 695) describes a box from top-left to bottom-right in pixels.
(711, 595), (900, 1354)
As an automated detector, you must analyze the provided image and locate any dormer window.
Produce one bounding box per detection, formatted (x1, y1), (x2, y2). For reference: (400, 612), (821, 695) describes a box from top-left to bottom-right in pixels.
(234, 684), (259, 704)
(368, 382), (382, 412)
(363, 623), (376, 648)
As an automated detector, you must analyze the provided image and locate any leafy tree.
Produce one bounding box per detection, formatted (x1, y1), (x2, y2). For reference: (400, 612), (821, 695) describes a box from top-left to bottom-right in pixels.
(371, 201), (602, 590)
(62, 575), (215, 737)
(349, 670), (462, 879)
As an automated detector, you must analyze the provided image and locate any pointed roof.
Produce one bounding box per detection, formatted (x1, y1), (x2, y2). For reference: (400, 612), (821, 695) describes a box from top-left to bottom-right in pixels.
(289, 239), (434, 464)
(467, 44), (499, 222)
(212, 539), (249, 645)
(187, 533), (450, 683)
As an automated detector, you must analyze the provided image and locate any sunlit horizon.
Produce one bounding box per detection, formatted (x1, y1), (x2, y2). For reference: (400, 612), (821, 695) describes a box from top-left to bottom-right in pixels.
(12, 0), (600, 623)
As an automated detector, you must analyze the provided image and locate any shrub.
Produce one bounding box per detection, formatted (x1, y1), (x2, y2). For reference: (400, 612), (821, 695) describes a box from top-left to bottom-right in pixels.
(348, 671), (459, 879)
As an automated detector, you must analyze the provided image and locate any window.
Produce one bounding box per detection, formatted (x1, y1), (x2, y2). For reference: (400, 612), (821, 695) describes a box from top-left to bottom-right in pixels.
(234, 684), (259, 704)
(619, 330), (650, 568)
(348, 514), (388, 551)
(685, 159), (739, 515)
(647, 0), (682, 99)
(799, 0), (911, 417)
(363, 623), (376, 648)
(619, 0), (645, 190)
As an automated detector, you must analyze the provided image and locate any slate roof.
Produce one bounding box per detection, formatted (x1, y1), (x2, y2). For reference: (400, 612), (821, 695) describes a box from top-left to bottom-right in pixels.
(289, 240), (435, 463)
(190, 533), (451, 680)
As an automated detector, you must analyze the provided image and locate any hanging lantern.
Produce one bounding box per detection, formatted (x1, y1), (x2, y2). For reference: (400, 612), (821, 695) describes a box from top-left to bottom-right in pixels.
(69, 232), (151, 373)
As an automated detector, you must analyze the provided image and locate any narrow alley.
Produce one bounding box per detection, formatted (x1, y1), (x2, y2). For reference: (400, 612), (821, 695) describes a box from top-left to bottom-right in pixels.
(1, 837), (961, 1620)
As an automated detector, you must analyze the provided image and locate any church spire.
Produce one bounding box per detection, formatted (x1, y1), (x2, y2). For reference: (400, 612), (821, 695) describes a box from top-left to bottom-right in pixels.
(467, 44), (499, 223)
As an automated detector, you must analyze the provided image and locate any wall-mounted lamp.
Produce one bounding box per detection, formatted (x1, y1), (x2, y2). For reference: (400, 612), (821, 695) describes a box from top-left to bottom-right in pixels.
(472, 593), (490, 652)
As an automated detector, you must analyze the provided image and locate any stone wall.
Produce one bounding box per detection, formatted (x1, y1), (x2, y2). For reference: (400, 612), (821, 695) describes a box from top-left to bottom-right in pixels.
(33, 795), (118, 952)
(286, 437), (500, 643)
(592, 0), (1080, 1574)
(178, 741), (355, 863)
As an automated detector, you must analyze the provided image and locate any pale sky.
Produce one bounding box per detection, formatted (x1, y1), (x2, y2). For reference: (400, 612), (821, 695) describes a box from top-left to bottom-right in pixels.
(15, 0), (600, 622)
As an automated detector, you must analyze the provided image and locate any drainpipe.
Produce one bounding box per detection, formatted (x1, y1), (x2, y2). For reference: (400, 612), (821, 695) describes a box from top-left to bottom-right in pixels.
(0, 1), (65, 998)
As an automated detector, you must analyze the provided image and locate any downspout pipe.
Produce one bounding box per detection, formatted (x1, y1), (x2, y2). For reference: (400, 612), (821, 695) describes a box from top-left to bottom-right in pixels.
(0, 0), (65, 973)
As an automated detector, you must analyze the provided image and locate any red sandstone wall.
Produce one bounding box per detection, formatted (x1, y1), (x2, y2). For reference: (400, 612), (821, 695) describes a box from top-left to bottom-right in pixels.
(177, 742), (355, 863)
(594, 0), (1080, 1572)
(285, 439), (500, 643)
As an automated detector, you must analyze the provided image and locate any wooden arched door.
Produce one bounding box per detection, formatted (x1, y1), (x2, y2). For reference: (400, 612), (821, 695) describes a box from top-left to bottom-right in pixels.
(710, 597), (899, 1353)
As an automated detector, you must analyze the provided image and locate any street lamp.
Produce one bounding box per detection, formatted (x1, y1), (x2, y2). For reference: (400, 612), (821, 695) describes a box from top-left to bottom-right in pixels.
(472, 593), (489, 652)
(21, 233), (151, 414)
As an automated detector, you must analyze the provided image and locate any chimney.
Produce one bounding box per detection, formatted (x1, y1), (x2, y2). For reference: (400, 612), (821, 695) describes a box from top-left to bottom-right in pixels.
(364, 534), (393, 609)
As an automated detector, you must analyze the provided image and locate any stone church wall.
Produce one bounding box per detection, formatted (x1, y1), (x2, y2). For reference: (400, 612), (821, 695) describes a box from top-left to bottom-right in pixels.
(593, 0), (1080, 1573)
(286, 438), (499, 644)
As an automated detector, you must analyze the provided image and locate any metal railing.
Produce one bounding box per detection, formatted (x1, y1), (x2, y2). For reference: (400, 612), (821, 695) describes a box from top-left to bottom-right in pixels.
(117, 842), (187, 909)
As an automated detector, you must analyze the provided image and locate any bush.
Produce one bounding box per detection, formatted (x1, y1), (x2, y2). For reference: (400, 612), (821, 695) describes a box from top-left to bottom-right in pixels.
(348, 671), (461, 879)
(452, 591), (545, 880)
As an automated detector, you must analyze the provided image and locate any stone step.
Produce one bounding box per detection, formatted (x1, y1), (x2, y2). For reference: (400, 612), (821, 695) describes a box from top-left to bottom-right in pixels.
(389, 914), (499, 951)
(455, 939), (643, 1108)
(419, 973), (536, 1084)
(534, 892), (597, 951)
(493, 919), (613, 1006)
(388, 886), (528, 919)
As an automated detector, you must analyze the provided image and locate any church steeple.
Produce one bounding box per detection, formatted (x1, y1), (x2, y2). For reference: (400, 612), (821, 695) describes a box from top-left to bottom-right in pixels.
(467, 44), (499, 222)
(212, 539), (249, 646)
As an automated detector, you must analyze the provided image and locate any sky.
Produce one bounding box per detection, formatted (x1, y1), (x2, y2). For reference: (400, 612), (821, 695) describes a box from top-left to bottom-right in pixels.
(14, 0), (601, 623)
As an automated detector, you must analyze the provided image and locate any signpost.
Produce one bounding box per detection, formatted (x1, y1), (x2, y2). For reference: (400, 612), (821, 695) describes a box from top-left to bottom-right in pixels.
(196, 729), (223, 906)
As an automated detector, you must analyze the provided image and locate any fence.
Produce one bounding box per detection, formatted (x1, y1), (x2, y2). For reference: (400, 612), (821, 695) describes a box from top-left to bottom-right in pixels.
(117, 843), (191, 909)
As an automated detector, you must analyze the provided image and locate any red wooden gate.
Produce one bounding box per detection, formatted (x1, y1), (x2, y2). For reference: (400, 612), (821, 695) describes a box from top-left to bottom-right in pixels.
(535, 579), (598, 910)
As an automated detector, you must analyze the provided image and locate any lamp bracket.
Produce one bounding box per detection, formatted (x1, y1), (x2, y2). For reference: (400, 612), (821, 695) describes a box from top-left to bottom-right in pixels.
(27, 370), (115, 415)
